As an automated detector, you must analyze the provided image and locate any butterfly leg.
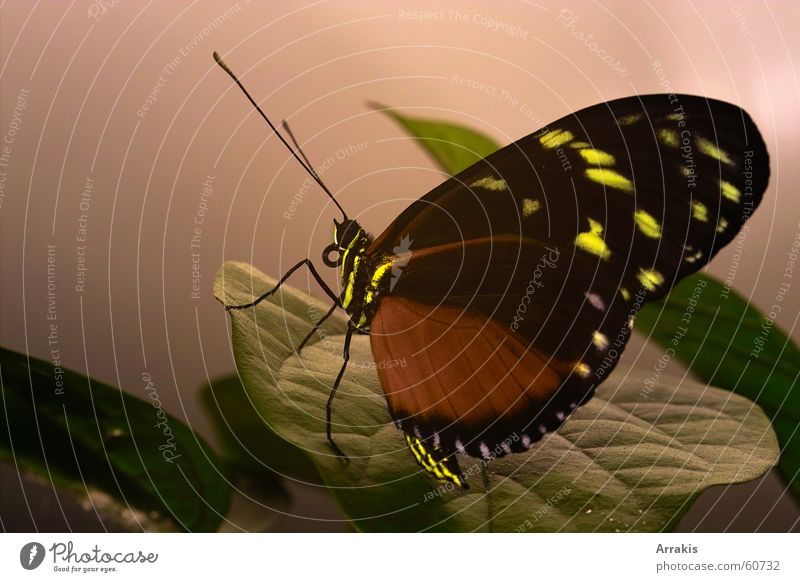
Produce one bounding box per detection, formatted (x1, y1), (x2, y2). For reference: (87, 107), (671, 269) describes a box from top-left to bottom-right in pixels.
(326, 323), (354, 463)
(297, 302), (337, 352)
(225, 258), (341, 310)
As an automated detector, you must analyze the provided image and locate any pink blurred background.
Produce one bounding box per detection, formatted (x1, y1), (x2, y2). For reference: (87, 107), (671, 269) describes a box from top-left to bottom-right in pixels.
(1, 0), (798, 531)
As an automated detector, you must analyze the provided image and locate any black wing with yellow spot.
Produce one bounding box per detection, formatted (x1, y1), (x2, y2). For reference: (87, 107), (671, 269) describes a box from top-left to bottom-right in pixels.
(367, 94), (769, 483)
(371, 94), (768, 292)
(371, 93), (768, 353)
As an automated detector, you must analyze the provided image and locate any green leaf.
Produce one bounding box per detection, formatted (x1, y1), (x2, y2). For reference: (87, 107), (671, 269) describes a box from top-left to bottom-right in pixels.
(215, 473), (289, 533)
(0, 347), (231, 532)
(215, 262), (778, 532)
(372, 103), (502, 175)
(201, 375), (304, 532)
(201, 374), (322, 485)
(636, 274), (800, 497)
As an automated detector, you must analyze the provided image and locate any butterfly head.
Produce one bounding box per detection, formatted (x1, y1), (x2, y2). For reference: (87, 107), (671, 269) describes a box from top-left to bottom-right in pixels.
(323, 218), (368, 268)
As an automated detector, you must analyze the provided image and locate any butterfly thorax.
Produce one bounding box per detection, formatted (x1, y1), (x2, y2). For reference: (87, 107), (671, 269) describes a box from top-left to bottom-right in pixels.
(335, 221), (396, 332)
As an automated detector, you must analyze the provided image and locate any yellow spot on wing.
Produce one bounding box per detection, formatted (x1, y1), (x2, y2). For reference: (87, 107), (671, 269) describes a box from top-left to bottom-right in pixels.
(658, 128), (679, 148)
(470, 176), (507, 191)
(666, 113), (684, 121)
(592, 331), (609, 350)
(684, 249), (703, 263)
(539, 129), (574, 149)
(638, 268), (664, 291)
(579, 148), (616, 166)
(585, 168), (633, 192)
(696, 137), (734, 166)
(620, 287), (631, 301)
(574, 362), (591, 378)
(720, 180), (741, 202)
(692, 201), (709, 222)
(618, 113), (642, 125)
(570, 141), (591, 149)
(717, 217), (729, 233)
(522, 198), (541, 217)
(634, 210), (662, 238)
(575, 218), (611, 260)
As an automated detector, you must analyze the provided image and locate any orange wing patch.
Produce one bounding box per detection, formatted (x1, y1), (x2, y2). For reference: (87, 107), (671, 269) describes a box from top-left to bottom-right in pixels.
(370, 297), (594, 466)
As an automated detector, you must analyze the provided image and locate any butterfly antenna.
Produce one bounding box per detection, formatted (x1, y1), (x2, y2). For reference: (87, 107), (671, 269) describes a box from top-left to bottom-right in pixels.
(282, 119), (322, 182)
(213, 51), (348, 221)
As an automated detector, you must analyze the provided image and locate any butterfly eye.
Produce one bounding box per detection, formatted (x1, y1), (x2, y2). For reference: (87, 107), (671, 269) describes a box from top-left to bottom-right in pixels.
(322, 243), (342, 268)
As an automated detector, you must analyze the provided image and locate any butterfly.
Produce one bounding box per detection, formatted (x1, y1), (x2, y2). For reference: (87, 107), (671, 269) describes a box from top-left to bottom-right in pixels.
(215, 53), (770, 489)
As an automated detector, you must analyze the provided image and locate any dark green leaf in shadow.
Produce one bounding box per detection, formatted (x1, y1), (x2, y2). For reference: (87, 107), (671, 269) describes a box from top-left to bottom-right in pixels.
(215, 473), (290, 533)
(0, 347), (230, 531)
(202, 374), (322, 485)
(202, 375), (305, 532)
(636, 274), (800, 497)
(215, 262), (778, 532)
(371, 103), (501, 175)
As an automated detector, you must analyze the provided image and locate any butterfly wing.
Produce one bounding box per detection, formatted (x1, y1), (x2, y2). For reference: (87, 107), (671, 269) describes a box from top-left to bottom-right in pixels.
(371, 93), (768, 279)
(371, 296), (586, 455)
(367, 94), (769, 477)
(370, 235), (629, 474)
